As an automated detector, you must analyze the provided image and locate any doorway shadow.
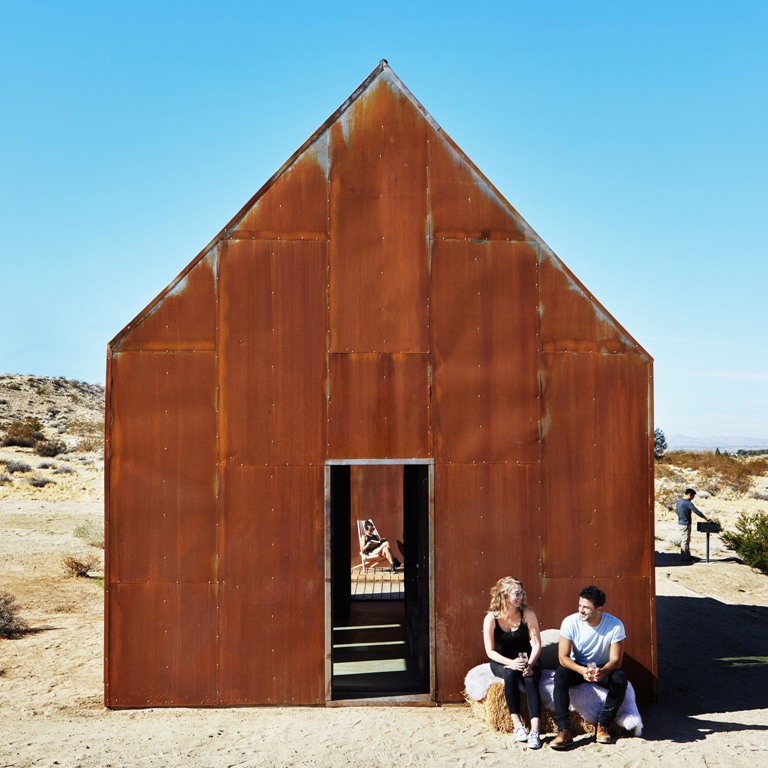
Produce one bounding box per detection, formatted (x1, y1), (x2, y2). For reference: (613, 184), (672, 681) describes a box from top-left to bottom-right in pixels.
(331, 600), (428, 699)
(640, 593), (768, 742)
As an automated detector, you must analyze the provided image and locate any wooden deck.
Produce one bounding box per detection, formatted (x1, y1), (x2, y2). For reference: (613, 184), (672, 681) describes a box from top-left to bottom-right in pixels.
(351, 567), (404, 600)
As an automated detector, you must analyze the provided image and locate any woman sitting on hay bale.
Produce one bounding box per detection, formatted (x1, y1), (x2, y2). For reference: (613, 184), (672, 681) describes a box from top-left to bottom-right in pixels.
(482, 576), (543, 750)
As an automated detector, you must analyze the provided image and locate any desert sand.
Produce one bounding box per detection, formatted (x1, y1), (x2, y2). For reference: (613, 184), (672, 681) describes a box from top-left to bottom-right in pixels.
(1, 374), (767, 767)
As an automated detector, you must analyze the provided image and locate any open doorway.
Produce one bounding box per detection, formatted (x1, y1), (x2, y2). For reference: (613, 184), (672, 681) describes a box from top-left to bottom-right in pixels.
(327, 461), (433, 701)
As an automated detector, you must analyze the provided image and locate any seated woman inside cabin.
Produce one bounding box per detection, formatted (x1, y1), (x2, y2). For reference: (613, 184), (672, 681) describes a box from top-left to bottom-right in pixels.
(360, 519), (401, 573)
(483, 576), (543, 750)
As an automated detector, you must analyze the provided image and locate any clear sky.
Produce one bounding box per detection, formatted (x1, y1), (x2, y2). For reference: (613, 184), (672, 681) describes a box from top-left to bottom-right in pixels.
(2, 1), (766, 441)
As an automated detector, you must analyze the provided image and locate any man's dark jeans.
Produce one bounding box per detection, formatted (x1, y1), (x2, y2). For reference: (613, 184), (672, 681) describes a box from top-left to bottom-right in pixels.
(553, 666), (628, 730)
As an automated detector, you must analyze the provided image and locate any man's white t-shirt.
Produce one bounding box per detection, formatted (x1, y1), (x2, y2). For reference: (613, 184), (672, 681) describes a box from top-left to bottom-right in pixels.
(560, 612), (626, 666)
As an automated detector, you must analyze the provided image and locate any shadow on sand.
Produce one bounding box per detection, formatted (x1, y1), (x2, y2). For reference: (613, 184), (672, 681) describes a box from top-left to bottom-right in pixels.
(640, 589), (768, 743)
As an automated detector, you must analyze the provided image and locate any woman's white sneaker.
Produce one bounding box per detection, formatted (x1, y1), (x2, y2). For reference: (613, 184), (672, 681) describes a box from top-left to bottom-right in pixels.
(513, 724), (528, 742)
(527, 731), (542, 750)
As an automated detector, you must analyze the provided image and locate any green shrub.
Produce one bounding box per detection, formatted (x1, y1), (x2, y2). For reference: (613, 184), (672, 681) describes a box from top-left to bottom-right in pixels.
(721, 511), (768, 575)
(0, 593), (29, 638)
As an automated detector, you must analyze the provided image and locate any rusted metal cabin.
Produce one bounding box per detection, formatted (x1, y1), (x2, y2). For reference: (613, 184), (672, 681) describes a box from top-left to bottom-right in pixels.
(105, 61), (655, 707)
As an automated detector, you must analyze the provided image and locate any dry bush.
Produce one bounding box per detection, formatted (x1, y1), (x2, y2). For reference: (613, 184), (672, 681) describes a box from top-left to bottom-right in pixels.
(62, 554), (100, 578)
(655, 485), (681, 511)
(0, 473), (11, 485)
(0, 417), (43, 447)
(665, 451), (763, 497)
(74, 519), (105, 549)
(34, 438), (67, 457)
(0, 593), (29, 638)
(28, 476), (55, 488)
(3, 460), (31, 474)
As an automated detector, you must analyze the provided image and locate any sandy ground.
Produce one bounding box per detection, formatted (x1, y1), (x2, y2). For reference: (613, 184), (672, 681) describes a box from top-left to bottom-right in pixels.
(1, 492), (767, 768)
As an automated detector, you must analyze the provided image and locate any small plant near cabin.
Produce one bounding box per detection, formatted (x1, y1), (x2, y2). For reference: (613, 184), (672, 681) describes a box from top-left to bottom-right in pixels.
(62, 554), (100, 578)
(721, 511), (768, 576)
(0, 592), (29, 638)
(74, 519), (105, 549)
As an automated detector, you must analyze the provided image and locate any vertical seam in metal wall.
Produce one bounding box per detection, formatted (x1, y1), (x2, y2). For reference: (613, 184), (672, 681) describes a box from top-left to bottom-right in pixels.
(324, 125), (333, 703)
(214, 243), (222, 703)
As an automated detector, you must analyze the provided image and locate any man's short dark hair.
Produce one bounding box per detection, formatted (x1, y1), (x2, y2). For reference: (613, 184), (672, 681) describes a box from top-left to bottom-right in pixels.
(685, 488), (696, 496)
(579, 585), (606, 607)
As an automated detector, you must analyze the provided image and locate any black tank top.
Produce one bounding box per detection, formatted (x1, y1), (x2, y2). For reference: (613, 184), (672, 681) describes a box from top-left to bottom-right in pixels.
(494, 616), (532, 658)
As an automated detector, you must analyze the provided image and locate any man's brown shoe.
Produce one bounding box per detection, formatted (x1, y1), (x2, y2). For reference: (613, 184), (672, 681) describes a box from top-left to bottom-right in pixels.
(596, 724), (613, 744)
(550, 729), (573, 750)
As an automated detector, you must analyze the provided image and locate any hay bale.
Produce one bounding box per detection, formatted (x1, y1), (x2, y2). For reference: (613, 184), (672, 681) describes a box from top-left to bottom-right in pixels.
(465, 682), (613, 737)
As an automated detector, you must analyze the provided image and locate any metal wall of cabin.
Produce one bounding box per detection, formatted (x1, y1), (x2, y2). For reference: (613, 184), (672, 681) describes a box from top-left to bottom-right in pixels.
(105, 65), (655, 707)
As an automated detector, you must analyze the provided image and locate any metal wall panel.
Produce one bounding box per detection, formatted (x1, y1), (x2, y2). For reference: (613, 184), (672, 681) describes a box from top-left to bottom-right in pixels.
(433, 462), (542, 702)
(431, 240), (541, 464)
(327, 352), (430, 459)
(107, 583), (218, 707)
(541, 352), (653, 579)
(217, 466), (325, 704)
(329, 76), (429, 353)
(108, 351), (217, 583)
(539, 253), (643, 354)
(115, 252), (217, 352)
(429, 131), (528, 241)
(219, 239), (328, 466)
(231, 134), (329, 239)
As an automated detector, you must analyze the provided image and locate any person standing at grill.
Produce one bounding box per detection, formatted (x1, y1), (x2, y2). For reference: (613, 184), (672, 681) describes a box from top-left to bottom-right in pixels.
(676, 488), (710, 563)
(483, 576), (543, 750)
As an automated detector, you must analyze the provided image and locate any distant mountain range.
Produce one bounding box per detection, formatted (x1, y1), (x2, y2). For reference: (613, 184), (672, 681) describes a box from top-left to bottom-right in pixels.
(667, 434), (768, 452)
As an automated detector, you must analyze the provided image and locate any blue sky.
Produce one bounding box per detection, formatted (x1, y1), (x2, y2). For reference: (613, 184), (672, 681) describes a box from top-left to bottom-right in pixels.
(2, 1), (766, 440)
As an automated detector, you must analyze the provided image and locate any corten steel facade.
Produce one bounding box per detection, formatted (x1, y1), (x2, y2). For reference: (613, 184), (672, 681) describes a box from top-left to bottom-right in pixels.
(105, 61), (656, 707)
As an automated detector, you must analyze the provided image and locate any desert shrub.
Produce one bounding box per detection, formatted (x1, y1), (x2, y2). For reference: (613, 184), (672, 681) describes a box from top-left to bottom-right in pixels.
(699, 474), (722, 497)
(665, 451), (762, 497)
(1, 417), (44, 447)
(34, 438), (67, 457)
(29, 476), (54, 488)
(53, 465), (74, 475)
(75, 436), (102, 452)
(655, 485), (680, 511)
(37, 461), (56, 470)
(74, 519), (105, 549)
(753, 491), (768, 502)
(0, 473), (11, 485)
(0, 593), (29, 638)
(62, 554), (100, 578)
(721, 511), (768, 575)
(4, 460), (31, 474)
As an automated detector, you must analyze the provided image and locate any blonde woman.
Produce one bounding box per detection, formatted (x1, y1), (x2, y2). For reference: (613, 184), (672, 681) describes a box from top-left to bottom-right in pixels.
(483, 576), (543, 749)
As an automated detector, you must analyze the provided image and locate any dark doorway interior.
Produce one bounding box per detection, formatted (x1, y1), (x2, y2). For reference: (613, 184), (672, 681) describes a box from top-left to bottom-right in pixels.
(329, 463), (431, 700)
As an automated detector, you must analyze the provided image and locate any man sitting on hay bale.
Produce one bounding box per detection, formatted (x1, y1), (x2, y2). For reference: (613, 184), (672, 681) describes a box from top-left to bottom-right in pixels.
(550, 585), (628, 750)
